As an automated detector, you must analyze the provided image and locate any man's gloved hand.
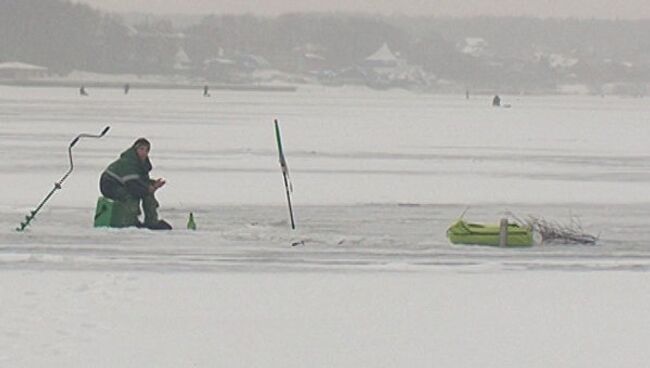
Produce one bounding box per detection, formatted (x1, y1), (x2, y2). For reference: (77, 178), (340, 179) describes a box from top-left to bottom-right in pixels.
(153, 178), (166, 189)
(149, 178), (166, 192)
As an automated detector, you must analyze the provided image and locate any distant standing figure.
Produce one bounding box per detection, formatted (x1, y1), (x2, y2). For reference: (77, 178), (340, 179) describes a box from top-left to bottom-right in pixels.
(465, 89), (470, 100)
(203, 85), (210, 97)
(492, 94), (501, 107)
(124, 83), (130, 95)
(80, 86), (89, 96)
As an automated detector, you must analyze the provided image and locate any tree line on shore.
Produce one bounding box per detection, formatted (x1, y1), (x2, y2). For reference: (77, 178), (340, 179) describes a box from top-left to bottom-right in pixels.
(2, 0), (650, 91)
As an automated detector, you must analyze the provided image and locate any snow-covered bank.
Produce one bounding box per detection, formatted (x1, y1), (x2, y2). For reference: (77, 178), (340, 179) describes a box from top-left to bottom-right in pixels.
(0, 69), (298, 91)
(0, 79), (297, 92)
(2, 270), (649, 368)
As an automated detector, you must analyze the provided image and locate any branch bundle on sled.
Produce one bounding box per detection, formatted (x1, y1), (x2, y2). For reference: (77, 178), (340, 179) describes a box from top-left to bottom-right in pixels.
(524, 215), (598, 245)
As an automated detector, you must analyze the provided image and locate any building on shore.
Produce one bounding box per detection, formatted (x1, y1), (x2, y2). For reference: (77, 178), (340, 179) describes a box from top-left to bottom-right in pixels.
(360, 43), (429, 90)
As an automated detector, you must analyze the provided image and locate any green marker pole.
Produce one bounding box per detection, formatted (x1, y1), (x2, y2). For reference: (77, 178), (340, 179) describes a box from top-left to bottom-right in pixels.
(274, 119), (295, 230)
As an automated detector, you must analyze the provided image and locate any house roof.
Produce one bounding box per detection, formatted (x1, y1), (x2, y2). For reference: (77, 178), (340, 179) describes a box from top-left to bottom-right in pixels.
(366, 43), (398, 62)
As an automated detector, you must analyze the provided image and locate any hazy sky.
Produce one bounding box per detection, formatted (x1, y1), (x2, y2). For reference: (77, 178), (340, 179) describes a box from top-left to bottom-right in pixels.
(75, 0), (648, 19)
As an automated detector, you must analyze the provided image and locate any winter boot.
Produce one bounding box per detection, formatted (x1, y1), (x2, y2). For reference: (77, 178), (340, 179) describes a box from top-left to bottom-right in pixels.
(145, 220), (172, 230)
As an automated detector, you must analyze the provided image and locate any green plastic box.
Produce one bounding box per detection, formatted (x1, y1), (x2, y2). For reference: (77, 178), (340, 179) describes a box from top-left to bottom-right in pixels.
(93, 196), (137, 228)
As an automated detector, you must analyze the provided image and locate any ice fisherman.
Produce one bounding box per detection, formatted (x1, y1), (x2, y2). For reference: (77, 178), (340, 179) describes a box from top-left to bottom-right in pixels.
(99, 138), (172, 230)
(492, 94), (501, 107)
(80, 86), (89, 96)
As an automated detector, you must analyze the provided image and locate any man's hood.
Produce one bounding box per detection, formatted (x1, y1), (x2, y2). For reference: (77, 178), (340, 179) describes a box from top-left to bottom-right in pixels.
(120, 146), (152, 173)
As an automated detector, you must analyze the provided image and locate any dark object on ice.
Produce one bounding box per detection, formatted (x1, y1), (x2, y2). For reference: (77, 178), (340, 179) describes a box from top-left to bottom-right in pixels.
(492, 94), (501, 107)
(80, 86), (89, 96)
(203, 85), (210, 97)
(98, 138), (169, 229)
(16, 126), (110, 232)
(124, 83), (130, 94)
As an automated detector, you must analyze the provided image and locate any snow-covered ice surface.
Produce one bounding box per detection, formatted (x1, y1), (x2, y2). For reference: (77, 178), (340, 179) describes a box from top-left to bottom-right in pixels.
(2, 85), (650, 367)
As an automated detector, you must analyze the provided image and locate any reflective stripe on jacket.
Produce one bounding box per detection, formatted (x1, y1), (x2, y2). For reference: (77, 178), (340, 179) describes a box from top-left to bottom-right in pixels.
(101, 146), (152, 198)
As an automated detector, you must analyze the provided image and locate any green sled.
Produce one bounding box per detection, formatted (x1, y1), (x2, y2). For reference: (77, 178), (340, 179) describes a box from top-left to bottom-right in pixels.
(447, 219), (534, 247)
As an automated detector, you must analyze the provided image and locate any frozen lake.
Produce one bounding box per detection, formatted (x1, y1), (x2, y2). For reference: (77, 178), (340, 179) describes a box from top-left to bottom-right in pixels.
(2, 86), (650, 367)
(1, 85), (650, 271)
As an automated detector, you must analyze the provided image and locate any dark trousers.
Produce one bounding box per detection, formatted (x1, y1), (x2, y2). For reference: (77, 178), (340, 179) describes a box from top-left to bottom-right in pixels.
(100, 174), (159, 225)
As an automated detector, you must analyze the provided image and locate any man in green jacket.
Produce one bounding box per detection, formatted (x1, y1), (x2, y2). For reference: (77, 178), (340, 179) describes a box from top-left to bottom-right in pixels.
(99, 138), (171, 230)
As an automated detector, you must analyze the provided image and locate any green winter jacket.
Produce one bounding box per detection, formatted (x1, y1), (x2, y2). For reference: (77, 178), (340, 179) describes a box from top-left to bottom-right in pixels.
(102, 146), (153, 198)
